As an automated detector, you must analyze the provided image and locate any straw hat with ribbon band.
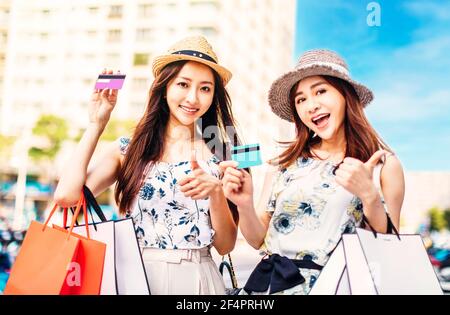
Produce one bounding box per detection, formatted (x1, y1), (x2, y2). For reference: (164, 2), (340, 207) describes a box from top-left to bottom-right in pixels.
(268, 49), (374, 122)
(152, 35), (232, 86)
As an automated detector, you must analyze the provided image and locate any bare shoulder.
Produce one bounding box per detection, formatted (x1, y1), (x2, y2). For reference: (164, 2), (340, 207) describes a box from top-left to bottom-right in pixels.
(264, 162), (279, 179)
(381, 154), (404, 179)
(379, 154), (405, 229)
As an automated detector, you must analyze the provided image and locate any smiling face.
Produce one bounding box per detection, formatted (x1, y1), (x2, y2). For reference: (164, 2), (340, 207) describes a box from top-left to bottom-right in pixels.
(165, 61), (215, 127)
(293, 75), (346, 141)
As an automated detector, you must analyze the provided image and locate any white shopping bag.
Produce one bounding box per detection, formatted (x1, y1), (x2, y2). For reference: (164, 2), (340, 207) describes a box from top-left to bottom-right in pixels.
(114, 218), (151, 295)
(73, 218), (151, 295)
(310, 228), (443, 295)
(71, 186), (150, 295)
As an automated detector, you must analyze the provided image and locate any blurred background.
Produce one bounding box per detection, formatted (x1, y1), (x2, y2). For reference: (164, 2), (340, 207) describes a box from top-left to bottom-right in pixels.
(0, 0), (449, 293)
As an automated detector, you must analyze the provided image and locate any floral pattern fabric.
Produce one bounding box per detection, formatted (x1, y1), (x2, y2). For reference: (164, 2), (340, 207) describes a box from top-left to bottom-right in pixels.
(119, 137), (221, 249)
(259, 156), (369, 295)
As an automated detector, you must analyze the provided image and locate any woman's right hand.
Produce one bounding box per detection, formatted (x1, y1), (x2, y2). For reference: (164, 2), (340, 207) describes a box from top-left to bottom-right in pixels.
(219, 161), (254, 210)
(89, 69), (119, 129)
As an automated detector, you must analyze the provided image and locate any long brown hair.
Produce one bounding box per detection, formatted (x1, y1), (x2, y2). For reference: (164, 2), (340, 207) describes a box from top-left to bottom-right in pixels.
(273, 75), (390, 168)
(115, 60), (241, 222)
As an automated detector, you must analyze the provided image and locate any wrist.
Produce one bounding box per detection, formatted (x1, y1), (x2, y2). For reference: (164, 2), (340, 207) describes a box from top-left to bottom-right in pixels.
(209, 180), (224, 197)
(361, 187), (380, 206)
(237, 202), (255, 214)
(88, 122), (105, 135)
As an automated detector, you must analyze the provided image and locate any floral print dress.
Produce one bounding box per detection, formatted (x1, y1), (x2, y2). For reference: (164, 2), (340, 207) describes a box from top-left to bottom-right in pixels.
(257, 156), (383, 295)
(119, 137), (221, 250)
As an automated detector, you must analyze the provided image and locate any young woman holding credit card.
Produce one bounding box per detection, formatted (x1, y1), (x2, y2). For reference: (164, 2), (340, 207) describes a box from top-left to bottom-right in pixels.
(54, 36), (242, 294)
(220, 49), (405, 295)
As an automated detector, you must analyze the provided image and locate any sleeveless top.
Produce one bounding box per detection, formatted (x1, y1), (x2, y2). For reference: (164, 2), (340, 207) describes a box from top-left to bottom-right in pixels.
(259, 156), (385, 294)
(119, 137), (222, 249)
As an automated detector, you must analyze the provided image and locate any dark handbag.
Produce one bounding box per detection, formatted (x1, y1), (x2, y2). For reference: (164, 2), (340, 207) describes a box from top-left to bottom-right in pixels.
(219, 254), (241, 295)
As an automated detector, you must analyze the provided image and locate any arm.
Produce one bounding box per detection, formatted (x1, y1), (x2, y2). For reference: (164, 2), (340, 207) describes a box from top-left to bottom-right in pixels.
(209, 186), (238, 255)
(335, 151), (405, 233)
(221, 162), (277, 250)
(363, 155), (404, 232)
(54, 69), (121, 206)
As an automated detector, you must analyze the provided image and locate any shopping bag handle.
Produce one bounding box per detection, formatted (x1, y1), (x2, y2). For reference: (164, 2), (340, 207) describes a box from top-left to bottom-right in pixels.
(82, 185), (108, 223)
(62, 186), (107, 234)
(219, 254), (239, 289)
(43, 192), (89, 240)
(362, 213), (400, 240)
(60, 192), (91, 239)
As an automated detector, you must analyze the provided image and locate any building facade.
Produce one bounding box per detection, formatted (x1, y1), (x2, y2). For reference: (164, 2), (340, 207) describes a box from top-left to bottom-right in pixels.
(0, 0), (296, 198)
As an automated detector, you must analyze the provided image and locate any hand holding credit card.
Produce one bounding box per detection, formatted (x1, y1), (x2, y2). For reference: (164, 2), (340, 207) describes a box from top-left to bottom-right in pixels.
(95, 73), (126, 90)
(231, 144), (262, 169)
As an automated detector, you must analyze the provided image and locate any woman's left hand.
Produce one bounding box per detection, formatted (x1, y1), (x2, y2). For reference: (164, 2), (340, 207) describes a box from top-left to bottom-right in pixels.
(179, 151), (221, 200)
(335, 150), (387, 202)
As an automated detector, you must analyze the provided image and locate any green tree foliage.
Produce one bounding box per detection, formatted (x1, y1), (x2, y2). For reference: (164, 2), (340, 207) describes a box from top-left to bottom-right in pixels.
(73, 118), (136, 142)
(28, 114), (69, 161)
(444, 208), (450, 231)
(100, 118), (135, 141)
(0, 134), (16, 161)
(428, 206), (447, 232)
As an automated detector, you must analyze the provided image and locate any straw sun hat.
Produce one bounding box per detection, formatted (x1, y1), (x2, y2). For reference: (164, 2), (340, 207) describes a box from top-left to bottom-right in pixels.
(268, 49), (374, 122)
(152, 35), (232, 86)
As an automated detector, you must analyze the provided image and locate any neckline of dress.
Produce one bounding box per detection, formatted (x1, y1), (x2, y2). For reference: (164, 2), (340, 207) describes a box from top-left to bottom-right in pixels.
(300, 156), (342, 167)
(157, 155), (217, 165)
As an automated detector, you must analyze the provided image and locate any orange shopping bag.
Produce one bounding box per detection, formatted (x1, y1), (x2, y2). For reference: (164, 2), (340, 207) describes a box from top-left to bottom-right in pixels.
(4, 196), (85, 295)
(52, 193), (107, 295)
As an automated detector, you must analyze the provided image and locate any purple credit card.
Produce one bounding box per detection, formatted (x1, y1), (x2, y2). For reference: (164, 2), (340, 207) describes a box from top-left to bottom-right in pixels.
(95, 74), (126, 90)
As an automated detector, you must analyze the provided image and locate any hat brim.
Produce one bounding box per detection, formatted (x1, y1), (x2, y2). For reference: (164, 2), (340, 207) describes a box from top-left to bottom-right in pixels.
(152, 54), (232, 86)
(268, 64), (374, 122)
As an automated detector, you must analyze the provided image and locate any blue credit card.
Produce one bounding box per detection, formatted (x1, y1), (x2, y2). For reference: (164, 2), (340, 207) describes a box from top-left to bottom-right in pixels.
(231, 144), (262, 169)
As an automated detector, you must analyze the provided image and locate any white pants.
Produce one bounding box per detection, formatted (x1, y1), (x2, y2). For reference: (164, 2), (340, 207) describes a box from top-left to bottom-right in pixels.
(142, 247), (226, 295)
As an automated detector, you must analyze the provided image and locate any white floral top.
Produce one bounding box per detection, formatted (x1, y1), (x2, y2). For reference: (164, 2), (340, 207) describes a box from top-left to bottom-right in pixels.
(260, 156), (383, 295)
(119, 137), (221, 249)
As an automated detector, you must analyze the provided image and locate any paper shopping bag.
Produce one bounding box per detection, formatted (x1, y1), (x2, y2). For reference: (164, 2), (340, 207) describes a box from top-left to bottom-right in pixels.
(4, 198), (87, 295)
(345, 228), (443, 295)
(72, 185), (150, 295)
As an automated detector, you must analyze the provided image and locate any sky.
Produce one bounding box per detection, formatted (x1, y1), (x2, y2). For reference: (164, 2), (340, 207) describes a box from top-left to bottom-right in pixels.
(294, 0), (450, 171)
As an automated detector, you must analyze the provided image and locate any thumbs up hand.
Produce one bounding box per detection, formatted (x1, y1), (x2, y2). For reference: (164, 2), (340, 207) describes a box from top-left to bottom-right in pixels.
(334, 150), (387, 202)
(179, 150), (221, 200)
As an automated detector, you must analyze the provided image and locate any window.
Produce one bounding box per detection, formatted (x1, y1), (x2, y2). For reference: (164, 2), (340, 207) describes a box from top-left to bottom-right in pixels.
(109, 5), (123, 18)
(83, 79), (91, 87)
(0, 9), (10, 24)
(86, 30), (97, 39)
(1, 32), (6, 45)
(38, 55), (47, 64)
(138, 4), (154, 18)
(189, 0), (219, 10)
(41, 9), (50, 17)
(136, 28), (152, 42)
(106, 53), (120, 65)
(88, 7), (99, 15)
(188, 26), (217, 37)
(132, 78), (148, 90)
(107, 29), (122, 42)
(40, 32), (48, 40)
(133, 53), (149, 66)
